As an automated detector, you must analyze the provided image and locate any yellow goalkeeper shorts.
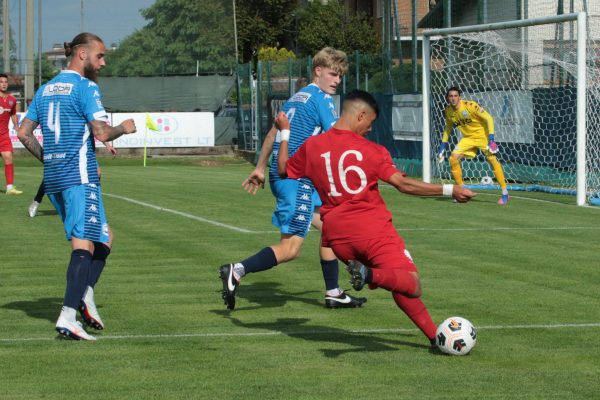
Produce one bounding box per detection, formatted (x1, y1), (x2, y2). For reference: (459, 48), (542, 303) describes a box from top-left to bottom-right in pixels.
(452, 137), (491, 159)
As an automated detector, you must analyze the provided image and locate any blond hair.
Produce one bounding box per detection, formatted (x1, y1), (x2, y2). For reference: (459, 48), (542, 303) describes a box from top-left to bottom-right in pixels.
(312, 47), (348, 76)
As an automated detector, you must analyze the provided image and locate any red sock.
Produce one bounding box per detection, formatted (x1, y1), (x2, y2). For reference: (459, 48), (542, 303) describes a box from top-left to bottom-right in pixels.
(5, 163), (14, 185)
(371, 268), (417, 295)
(392, 293), (437, 340)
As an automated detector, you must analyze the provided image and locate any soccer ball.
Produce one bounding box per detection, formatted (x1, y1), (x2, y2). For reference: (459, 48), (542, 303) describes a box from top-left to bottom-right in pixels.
(480, 176), (493, 185)
(435, 316), (477, 356)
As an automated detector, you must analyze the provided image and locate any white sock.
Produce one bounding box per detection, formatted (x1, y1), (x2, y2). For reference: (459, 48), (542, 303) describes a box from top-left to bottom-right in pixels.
(83, 286), (94, 304)
(326, 288), (342, 297)
(6, 184), (13, 190)
(60, 306), (77, 321)
(233, 263), (245, 280)
(502, 189), (509, 195)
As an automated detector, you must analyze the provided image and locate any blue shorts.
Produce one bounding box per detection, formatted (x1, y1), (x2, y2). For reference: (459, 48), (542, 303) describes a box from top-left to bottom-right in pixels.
(270, 177), (321, 238)
(48, 183), (110, 243)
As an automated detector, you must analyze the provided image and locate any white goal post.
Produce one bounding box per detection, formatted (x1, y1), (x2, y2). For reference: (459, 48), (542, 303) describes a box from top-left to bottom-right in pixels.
(421, 12), (598, 206)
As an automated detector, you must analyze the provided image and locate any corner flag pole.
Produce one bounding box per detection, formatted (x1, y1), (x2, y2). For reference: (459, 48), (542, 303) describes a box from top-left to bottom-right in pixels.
(144, 113), (159, 167)
(143, 124), (148, 167)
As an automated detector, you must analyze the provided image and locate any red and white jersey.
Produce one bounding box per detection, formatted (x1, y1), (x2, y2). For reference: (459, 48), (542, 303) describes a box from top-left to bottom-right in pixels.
(286, 127), (401, 246)
(0, 94), (17, 136)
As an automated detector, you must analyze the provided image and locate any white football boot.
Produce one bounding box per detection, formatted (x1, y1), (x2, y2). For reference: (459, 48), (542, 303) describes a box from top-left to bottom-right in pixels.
(55, 307), (96, 340)
(79, 286), (105, 330)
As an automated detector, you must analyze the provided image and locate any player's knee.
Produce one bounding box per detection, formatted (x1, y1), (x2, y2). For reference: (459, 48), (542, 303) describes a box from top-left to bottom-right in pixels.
(408, 273), (422, 298)
(105, 227), (113, 248)
(449, 156), (461, 167)
(276, 241), (302, 262)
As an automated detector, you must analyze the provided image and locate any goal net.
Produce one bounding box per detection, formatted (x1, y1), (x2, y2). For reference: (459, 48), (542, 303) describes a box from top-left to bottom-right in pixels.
(422, 12), (600, 206)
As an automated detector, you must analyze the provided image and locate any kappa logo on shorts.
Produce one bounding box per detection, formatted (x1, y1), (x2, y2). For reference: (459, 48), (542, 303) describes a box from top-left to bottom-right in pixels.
(88, 204), (97, 212)
(295, 215), (307, 222)
(88, 216), (98, 224)
(302, 184), (310, 189)
(102, 223), (109, 236)
(298, 204), (309, 211)
(89, 192), (97, 200)
(301, 194), (310, 201)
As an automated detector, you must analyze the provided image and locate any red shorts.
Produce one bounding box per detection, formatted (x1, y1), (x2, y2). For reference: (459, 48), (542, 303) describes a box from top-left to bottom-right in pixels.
(0, 132), (12, 152)
(331, 235), (417, 273)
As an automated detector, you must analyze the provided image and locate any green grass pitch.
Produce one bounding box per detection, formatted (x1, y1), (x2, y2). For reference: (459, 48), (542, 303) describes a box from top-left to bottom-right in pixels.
(1, 156), (599, 399)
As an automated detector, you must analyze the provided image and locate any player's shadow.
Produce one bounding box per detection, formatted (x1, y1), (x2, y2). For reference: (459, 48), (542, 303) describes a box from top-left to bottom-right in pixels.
(224, 316), (428, 357)
(33, 209), (59, 216)
(1, 297), (64, 323)
(219, 281), (322, 311)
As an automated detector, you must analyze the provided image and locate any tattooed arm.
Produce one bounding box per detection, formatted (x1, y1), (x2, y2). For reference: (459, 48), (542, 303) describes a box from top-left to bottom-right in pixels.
(17, 118), (43, 162)
(90, 118), (136, 142)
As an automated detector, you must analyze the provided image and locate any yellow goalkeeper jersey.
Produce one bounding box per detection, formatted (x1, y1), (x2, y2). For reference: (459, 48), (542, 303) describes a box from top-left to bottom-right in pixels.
(442, 100), (495, 142)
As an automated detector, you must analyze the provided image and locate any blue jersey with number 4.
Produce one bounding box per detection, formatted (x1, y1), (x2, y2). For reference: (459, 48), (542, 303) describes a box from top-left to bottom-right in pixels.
(26, 70), (109, 194)
(269, 83), (338, 183)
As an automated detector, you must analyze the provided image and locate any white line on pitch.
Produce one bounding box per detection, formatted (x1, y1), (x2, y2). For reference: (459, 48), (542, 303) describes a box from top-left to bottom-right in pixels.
(396, 226), (600, 232)
(1, 322), (599, 343)
(104, 193), (253, 233)
(103, 193), (598, 235)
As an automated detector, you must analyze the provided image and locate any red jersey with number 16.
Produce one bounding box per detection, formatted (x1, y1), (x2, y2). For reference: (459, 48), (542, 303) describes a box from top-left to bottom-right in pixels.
(286, 127), (401, 246)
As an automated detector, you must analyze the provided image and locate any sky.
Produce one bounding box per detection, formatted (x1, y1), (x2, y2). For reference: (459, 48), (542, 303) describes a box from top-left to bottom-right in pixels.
(8, 0), (156, 57)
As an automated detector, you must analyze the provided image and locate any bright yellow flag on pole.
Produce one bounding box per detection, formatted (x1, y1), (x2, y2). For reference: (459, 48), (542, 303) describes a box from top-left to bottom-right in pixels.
(144, 113), (159, 167)
(146, 113), (159, 131)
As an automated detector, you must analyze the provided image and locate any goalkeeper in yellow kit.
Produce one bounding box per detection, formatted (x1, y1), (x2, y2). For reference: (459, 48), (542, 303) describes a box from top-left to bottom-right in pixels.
(437, 87), (509, 205)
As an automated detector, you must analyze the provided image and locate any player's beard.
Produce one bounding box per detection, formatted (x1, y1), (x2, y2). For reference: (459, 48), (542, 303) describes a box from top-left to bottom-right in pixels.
(83, 62), (99, 83)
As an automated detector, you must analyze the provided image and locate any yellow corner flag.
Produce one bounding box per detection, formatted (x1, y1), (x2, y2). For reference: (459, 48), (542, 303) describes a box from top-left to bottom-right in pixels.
(146, 113), (159, 131)
(144, 113), (159, 167)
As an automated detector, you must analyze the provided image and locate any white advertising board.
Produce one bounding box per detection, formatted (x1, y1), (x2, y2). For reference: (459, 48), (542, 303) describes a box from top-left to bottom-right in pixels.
(9, 112), (214, 149)
(112, 112), (214, 148)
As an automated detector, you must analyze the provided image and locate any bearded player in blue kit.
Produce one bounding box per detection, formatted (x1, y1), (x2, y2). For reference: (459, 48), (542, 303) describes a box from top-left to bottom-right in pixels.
(18, 33), (136, 340)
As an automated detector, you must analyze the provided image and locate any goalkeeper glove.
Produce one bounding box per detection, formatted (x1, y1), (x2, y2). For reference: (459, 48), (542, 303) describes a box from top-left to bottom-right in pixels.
(487, 134), (498, 154)
(437, 142), (447, 163)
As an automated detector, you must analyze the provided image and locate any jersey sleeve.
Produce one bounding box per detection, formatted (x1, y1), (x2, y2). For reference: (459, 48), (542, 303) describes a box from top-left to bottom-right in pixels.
(467, 101), (495, 134)
(81, 80), (109, 123)
(286, 141), (308, 180)
(442, 107), (453, 142)
(10, 97), (17, 115)
(376, 145), (400, 181)
(25, 93), (40, 123)
(316, 95), (338, 131)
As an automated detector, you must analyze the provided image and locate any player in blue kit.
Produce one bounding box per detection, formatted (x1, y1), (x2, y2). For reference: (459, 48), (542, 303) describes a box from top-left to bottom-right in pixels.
(18, 32), (136, 340)
(219, 47), (366, 310)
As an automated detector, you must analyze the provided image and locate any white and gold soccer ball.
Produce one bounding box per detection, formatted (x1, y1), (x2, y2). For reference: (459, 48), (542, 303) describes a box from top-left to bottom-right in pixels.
(435, 316), (477, 355)
(480, 176), (493, 185)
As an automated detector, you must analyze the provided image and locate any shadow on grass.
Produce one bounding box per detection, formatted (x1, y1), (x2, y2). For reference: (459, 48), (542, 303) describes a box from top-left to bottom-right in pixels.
(220, 315), (428, 357)
(222, 281), (323, 310)
(1, 297), (64, 323)
(32, 209), (59, 217)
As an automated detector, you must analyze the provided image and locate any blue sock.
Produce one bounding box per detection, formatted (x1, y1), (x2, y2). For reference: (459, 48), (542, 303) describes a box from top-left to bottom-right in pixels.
(320, 259), (339, 291)
(64, 249), (93, 309)
(88, 243), (111, 288)
(240, 247), (278, 274)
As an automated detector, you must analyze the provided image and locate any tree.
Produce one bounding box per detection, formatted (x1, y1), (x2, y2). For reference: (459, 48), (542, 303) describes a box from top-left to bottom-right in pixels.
(103, 0), (236, 76)
(257, 47), (296, 62)
(235, 0), (297, 63)
(34, 53), (60, 87)
(295, 1), (380, 57)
